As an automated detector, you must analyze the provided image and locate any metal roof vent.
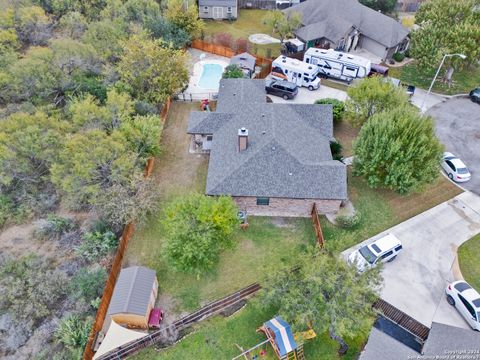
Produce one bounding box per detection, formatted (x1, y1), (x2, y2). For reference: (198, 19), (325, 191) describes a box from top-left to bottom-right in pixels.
(288, 172), (293, 176)
(262, 131), (266, 135)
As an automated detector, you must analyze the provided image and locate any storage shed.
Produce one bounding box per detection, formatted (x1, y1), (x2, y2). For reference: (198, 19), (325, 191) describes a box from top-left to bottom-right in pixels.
(230, 52), (256, 78)
(107, 266), (158, 329)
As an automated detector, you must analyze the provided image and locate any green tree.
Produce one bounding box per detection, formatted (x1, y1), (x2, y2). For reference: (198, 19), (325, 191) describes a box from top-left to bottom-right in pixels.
(222, 64), (245, 79)
(263, 10), (302, 43)
(359, 0), (396, 13)
(58, 11), (88, 39)
(0, 112), (67, 204)
(262, 250), (381, 356)
(411, 0), (480, 70)
(353, 106), (443, 194)
(117, 34), (189, 106)
(69, 266), (107, 302)
(15, 5), (53, 46)
(50, 129), (138, 207)
(162, 194), (238, 276)
(164, 0), (204, 38)
(315, 98), (345, 122)
(120, 114), (163, 162)
(345, 76), (409, 127)
(144, 14), (191, 49)
(82, 19), (127, 61)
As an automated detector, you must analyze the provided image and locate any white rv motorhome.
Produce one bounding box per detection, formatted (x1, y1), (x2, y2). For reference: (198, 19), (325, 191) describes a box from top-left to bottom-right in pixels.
(303, 48), (371, 82)
(271, 56), (321, 90)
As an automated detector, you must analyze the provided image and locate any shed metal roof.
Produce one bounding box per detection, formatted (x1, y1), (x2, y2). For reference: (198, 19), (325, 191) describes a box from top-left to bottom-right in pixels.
(107, 266), (156, 316)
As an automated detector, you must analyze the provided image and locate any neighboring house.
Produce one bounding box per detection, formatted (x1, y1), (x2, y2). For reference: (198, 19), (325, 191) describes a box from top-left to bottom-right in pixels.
(107, 266), (158, 329)
(229, 52), (256, 78)
(396, 0), (425, 12)
(284, 0), (410, 61)
(199, 0), (238, 20)
(360, 322), (480, 360)
(187, 79), (347, 217)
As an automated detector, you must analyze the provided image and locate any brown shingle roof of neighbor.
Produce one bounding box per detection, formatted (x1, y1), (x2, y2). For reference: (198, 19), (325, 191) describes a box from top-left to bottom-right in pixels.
(188, 79), (347, 200)
(107, 266), (156, 316)
(284, 0), (409, 47)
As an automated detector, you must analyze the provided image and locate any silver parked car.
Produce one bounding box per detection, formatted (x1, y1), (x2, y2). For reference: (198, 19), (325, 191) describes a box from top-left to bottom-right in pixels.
(441, 152), (471, 183)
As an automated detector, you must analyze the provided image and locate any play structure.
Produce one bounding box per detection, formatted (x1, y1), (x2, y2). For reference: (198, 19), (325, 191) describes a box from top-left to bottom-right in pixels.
(232, 317), (306, 360)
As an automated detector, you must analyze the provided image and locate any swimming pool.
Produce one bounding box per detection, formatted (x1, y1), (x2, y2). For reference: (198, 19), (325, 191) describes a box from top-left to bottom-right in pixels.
(198, 63), (224, 89)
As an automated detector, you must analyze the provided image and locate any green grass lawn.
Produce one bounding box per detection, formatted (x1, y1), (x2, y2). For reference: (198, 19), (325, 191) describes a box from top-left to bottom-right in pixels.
(131, 301), (370, 360)
(458, 233), (480, 291)
(202, 9), (281, 58)
(388, 62), (480, 95)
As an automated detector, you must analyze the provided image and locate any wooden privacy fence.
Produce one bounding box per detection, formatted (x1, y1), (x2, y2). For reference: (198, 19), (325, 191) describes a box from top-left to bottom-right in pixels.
(83, 98), (172, 360)
(238, 0), (276, 9)
(311, 203), (325, 248)
(191, 39), (273, 79)
(96, 283), (262, 360)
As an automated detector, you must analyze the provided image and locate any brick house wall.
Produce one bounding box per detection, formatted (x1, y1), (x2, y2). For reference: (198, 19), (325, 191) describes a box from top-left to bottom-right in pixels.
(234, 196), (342, 217)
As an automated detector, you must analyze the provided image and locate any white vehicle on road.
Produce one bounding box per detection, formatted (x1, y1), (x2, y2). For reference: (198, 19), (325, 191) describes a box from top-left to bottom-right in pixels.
(303, 48), (371, 82)
(271, 56), (321, 90)
(445, 281), (480, 331)
(441, 152), (471, 183)
(347, 233), (402, 272)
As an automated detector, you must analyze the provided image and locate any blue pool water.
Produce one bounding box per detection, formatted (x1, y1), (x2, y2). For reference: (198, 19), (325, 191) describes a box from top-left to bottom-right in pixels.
(198, 63), (224, 89)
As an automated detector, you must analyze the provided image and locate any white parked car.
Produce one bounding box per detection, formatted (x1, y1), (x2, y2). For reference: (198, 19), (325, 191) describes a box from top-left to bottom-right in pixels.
(445, 281), (480, 331)
(347, 233), (403, 272)
(441, 152), (471, 182)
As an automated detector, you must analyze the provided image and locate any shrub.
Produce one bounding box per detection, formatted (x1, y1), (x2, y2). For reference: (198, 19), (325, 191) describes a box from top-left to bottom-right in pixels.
(0, 255), (68, 326)
(134, 100), (159, 115)
(222, 64), (244, 79)
(36, 214), (75, 239)
(234, 38), (250, 53)
(404, 48), (410, 58)
(329, 141), (343, 161)
(315, 98), (345, 122)
(0, 195), (13, 228)
(336, 212), (362, 229)
(214, 32), (233, 48)
(76, 229), (118, 261)
(163, 194), (238, 275)
(56, 314), (92, 358)
(392, 52), (405, 62)
(69, 266), (107, 303)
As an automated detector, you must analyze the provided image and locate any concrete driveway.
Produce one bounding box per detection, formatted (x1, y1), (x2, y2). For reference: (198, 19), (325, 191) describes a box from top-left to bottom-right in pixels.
(341, 191), (480, 329)
(429, 98), (480, 195)
(269, 83), (347, 104)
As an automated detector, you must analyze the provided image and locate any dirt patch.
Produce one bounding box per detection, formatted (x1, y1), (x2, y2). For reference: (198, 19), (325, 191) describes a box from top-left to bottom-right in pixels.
(0, 223), (59, 258)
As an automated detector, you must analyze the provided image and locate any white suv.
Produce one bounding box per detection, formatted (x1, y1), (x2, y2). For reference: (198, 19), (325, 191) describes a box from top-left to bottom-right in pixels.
(348, 233), (403, 272)
(445, 281), (480, 331)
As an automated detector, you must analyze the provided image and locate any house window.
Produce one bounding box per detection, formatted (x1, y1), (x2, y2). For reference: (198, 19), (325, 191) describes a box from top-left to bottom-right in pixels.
(227, 6), (232, 12)
(206, 135), (213, 141)
(256, 197), (270, 206)
(203, 6), (208, 12)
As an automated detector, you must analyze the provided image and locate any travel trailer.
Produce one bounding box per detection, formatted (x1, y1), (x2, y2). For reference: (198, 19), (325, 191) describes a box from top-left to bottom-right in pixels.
(271, 56), (321, 90)
(303, 48), (371, 82)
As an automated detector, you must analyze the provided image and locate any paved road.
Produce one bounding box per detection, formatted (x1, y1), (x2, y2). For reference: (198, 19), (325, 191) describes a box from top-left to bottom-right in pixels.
(341, 191), (480, 330)
(430, 98), (480, 194)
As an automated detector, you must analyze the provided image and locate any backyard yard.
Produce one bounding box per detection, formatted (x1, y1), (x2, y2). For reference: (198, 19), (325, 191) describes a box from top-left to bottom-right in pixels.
(202, 9), (281, 58)
(125, 101), (463, 359)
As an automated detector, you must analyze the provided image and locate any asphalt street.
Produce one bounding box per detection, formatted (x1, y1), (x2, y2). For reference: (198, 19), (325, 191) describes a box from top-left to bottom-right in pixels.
(430, 98), (480, 194)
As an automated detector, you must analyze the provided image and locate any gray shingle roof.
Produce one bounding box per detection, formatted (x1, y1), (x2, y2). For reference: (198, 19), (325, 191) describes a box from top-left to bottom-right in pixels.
(285, 0), (409, 47)
(188, 79), (347, 200)
(199, 0), (237, 6)
(230, 52), (256, 71)
(359, 327), (418, 360)
(422, 323), (480, 356)
(107, 266), (156, 316)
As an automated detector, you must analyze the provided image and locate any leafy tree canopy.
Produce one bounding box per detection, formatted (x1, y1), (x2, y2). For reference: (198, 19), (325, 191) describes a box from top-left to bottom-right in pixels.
(223, 64), (245, 79)
(411, 0), (480, 69)
(162, 194), (238, 276)
(262, 250), (381, 355)
(164, 0), (204, 38)
(353, 106), (443, 194)
(359, 0), (396, 13)
(345, 76), (409, 127)
(263, 10), (302, 42)
(117, 34), (189, 105)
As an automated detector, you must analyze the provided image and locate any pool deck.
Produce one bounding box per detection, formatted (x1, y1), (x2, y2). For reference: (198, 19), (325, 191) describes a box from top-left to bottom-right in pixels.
(183, 49), (230, 100)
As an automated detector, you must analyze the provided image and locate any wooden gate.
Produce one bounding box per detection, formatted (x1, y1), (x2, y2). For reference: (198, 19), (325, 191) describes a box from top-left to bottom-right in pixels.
(311, 203), (325, 249)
